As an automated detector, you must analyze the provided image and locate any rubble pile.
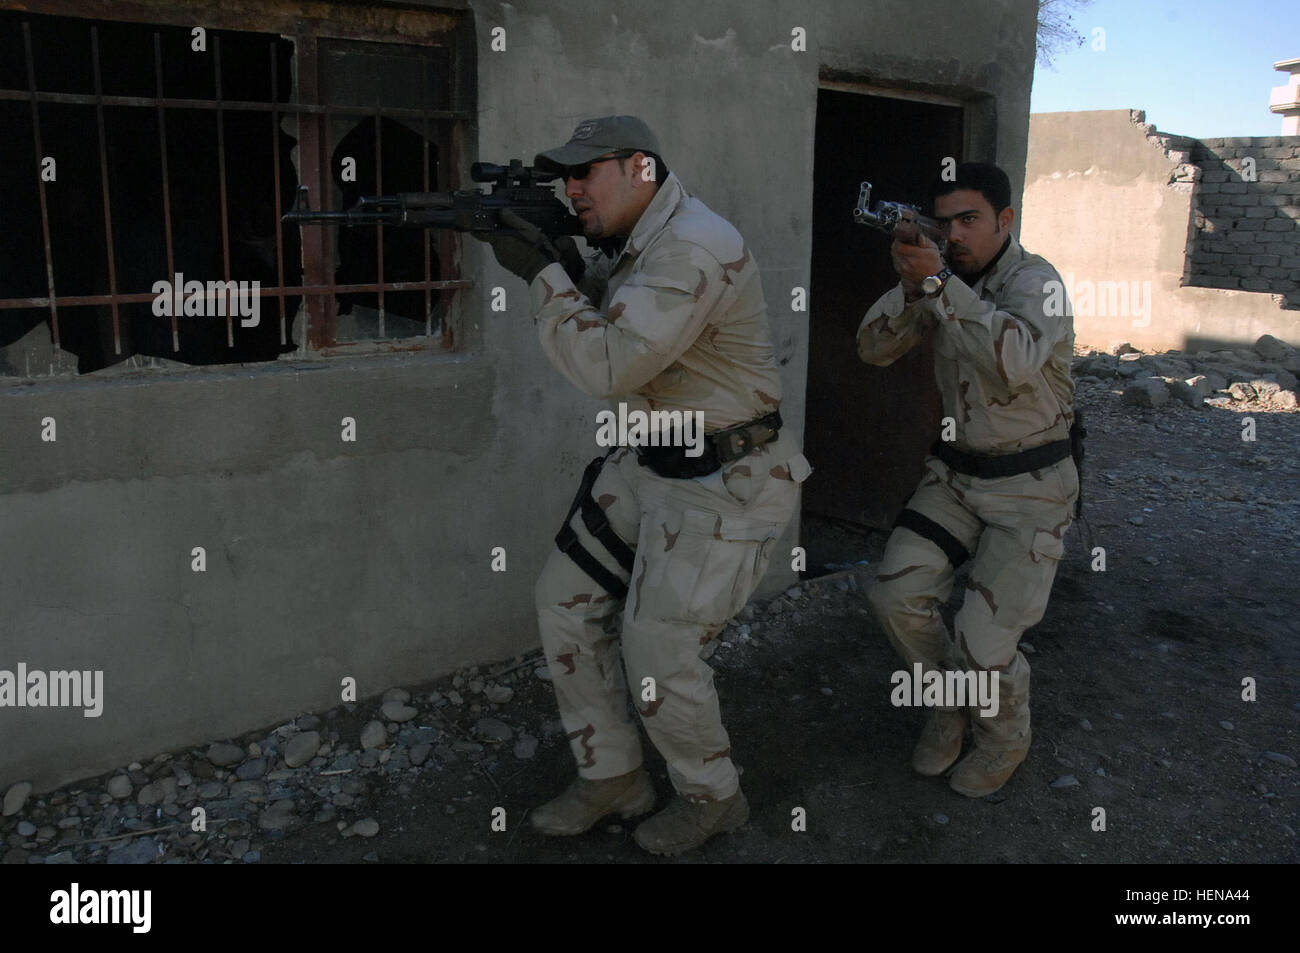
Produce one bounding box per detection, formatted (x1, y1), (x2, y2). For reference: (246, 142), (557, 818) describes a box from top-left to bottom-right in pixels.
(1075, 334), (1300, 412)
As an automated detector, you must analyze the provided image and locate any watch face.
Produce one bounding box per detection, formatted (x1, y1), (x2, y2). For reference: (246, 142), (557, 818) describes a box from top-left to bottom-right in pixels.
(922, 275), (940, 294)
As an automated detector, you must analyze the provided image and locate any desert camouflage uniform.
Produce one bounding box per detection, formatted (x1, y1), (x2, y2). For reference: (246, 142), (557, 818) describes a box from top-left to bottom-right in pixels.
(529, 172), (810, 802)
(857, 234), (1076, 753)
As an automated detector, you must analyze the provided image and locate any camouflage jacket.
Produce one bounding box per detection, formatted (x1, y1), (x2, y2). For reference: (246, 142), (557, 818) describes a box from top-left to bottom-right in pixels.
(857, 234), (1075, 455)
(529, 172), (785, 435)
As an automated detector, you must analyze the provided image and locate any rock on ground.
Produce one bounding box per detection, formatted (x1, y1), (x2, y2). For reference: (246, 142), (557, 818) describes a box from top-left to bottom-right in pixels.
(349, 818), (380, 838)
(258, 799), (297, 831)
(1254, 334), (1295, 362)
(106, 837), (159, 865)
(473, 718), (513, 743)
(284, 731), (321, 768)
(381, 701), (418, 723)
(1122, 378), (1169, 408)
(106, 775), (133, 799)
(2, 781), (32, 817)
(206, 742), (244, 767)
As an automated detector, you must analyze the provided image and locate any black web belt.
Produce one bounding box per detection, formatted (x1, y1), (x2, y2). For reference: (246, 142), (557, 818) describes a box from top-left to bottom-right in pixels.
(554, 452), (635, 599)
(906, 420), (1086, 564)
(931, 436), (1072, 479)
(636, 410), (783, 479)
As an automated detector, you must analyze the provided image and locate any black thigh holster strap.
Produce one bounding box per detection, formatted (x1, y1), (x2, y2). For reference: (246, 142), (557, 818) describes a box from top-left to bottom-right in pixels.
(894, 508), (970, 569)
(554, 453), (636, 599)
(1069, 409), (1086, 520)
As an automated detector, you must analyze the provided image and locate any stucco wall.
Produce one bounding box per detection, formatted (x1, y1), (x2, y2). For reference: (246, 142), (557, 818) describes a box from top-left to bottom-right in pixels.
(1022, 110), (1300, 353)
(1, 0), (1039, 792)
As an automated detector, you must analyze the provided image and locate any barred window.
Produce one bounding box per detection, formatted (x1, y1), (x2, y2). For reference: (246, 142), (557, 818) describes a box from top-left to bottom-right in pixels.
(0, 5), (473, 377)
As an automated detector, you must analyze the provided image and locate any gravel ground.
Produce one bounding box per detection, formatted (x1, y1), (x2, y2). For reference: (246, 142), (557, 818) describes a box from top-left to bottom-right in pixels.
(3, 345), (1297, 864)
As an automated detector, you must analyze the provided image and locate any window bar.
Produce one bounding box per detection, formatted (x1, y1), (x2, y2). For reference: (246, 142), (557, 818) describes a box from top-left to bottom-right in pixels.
(440, 119), (460, 349)
(373, 103), (385, 340)
(292, 34), (329, 353)
(0, 89), (468, 122)
(22, 22), (61, 352)
(421, 105), (432, 338)
(213, 33), (233, 347)
(269, 42), (287, 347)
(322, 101), (336, 348)
(90, 27), (122, 356)
(154, 33), (179, 353)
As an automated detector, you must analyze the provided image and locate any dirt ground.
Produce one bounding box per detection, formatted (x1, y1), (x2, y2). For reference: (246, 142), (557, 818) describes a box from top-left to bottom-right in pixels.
(6, 372), (1297, 866)
(247, 374), (1298, 865)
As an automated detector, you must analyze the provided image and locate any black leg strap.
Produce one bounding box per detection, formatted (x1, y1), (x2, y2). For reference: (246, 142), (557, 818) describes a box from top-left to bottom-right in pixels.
(578, 488), (635, 574)
(554, 453), (635, 600)
(894, 508), (970, 569)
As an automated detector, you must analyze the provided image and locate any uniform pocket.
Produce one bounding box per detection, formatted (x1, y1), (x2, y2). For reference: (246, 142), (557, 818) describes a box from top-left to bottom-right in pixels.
(638, 507), (778, 626)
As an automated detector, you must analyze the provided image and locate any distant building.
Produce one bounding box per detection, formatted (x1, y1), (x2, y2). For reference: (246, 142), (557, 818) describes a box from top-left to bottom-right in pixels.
(1271, 58), (1300, 135)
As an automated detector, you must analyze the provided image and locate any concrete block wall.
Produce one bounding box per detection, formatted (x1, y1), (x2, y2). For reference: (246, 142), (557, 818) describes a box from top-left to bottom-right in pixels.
(1185, 137), (1300, 301)
(1023, 111), (1300, 353)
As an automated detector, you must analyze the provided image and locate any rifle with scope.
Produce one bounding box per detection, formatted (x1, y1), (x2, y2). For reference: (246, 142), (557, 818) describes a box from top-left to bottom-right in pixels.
(282, 159), (583, 237)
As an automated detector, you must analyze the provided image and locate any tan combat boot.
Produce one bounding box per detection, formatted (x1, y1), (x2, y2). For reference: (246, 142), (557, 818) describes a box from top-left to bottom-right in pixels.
(912, 707), (968, 776)
(949, 734), (1031, 798)
(950, 687), (1031, 797)
(530, 767), (656, 835)
(632, 788), (749, 856)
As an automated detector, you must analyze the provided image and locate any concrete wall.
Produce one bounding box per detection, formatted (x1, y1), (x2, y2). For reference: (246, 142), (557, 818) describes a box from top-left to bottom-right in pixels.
(1, 0), (1039, 792)
(1185, 136), (1300, 298)
(1022, 110), (1300, 353)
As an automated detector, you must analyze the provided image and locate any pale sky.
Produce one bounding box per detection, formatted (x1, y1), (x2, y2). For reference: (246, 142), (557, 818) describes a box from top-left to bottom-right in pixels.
(1030, 0), (1300, 138)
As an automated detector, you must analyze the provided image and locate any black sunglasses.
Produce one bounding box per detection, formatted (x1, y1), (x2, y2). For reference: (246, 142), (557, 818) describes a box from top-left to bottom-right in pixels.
(564, 150), (638, 182)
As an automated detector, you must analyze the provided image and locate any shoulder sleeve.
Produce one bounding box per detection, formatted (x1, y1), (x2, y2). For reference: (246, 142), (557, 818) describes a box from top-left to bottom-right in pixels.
(531, 239), (731, 400)
(857, 283), (939, 366)
(933, 260), (1068, 387)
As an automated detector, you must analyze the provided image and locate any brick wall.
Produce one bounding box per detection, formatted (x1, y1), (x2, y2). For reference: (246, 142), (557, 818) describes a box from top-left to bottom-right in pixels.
(1184, 137), (1300, 304)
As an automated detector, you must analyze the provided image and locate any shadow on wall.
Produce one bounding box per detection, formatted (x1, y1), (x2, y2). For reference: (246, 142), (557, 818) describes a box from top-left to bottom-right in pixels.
(1183, 334), (1298, 355)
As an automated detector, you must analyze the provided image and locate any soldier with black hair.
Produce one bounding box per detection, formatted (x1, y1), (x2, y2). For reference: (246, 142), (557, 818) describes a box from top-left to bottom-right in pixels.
(858, 161), (1077, 797)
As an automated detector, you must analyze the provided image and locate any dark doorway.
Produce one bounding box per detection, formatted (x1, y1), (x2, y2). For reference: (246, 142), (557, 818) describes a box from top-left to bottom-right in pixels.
(804, 88), (964, 529)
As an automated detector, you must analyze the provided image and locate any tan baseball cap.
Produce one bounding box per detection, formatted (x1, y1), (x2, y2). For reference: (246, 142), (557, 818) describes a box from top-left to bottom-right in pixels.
(534, 115), (662, 173)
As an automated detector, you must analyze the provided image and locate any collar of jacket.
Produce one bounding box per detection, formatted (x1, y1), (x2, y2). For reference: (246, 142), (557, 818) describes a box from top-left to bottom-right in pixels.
(621, 171), (686, 261)
(970, 233), (1021, 295)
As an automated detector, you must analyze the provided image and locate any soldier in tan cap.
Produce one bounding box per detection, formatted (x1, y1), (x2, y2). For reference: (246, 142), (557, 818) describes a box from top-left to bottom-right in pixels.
(858, 162), (1078, 798)
(474, 116), (810, 853)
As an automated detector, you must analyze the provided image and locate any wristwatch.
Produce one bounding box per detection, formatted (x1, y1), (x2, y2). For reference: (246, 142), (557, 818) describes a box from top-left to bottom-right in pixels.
(922, 267), (953, 297)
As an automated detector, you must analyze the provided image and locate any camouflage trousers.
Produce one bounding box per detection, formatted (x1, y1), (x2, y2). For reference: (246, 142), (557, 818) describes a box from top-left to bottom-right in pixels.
(868, 455), (1078, 751)
(535, 434), (805, 801)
